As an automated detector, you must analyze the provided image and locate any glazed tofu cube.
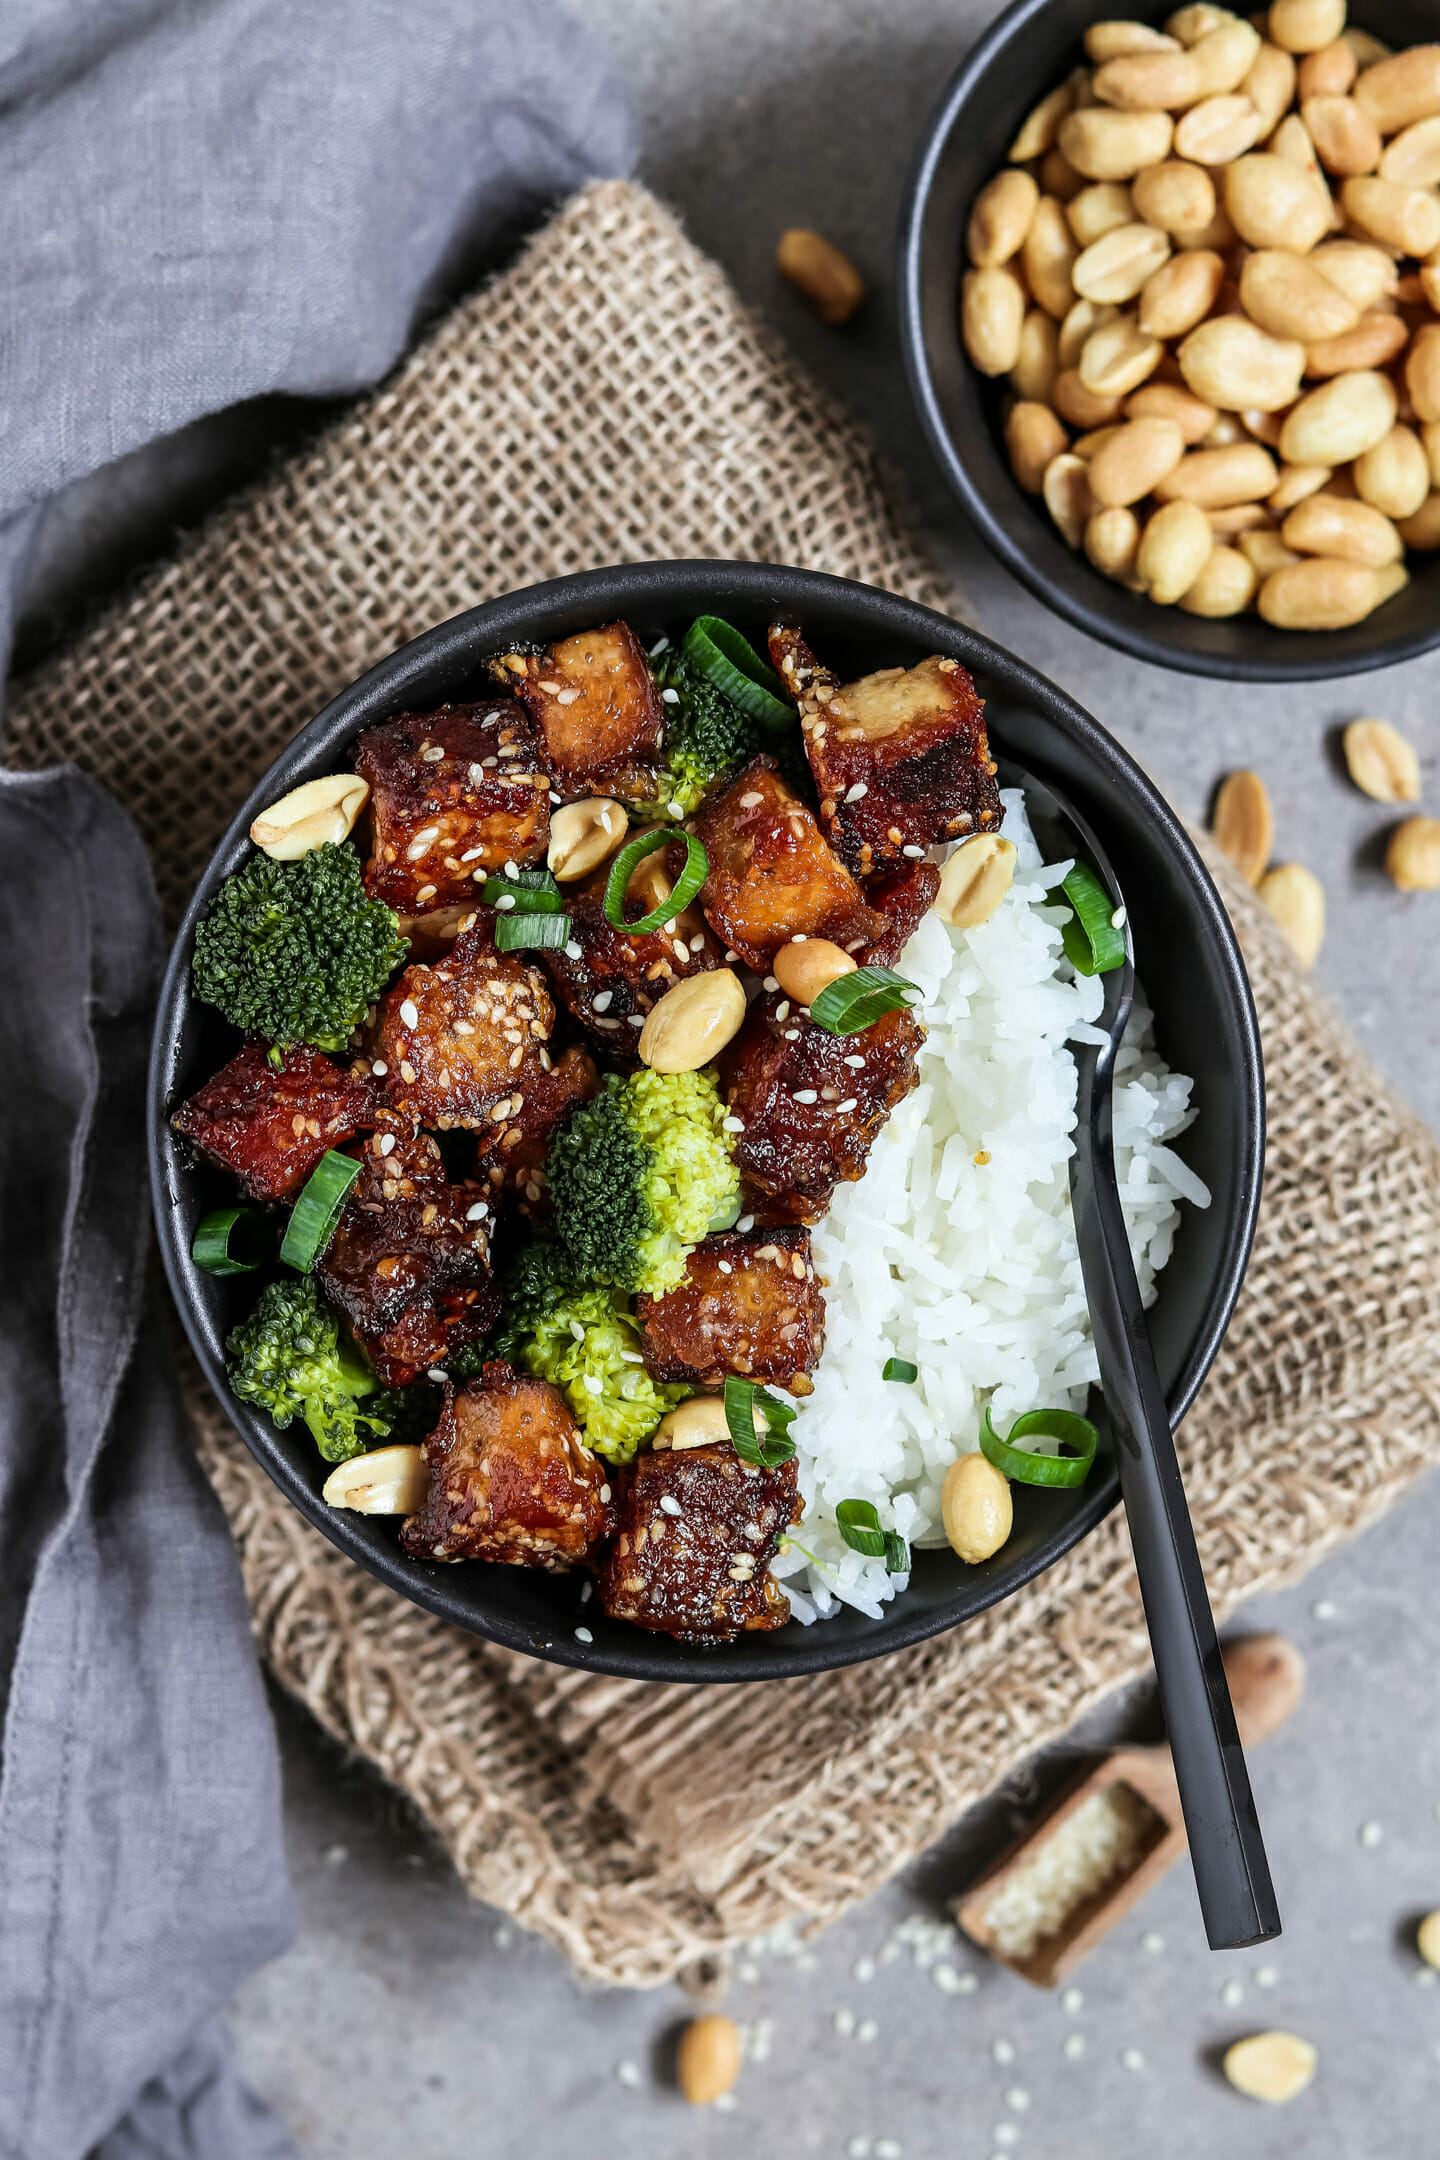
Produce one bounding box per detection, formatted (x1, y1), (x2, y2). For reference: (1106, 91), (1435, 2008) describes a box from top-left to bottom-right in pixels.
(861, 858), (940, 966)
(400, 1362), (615, 1568)
(769, 627), (1002, 877)
(539, 853), (725, 1064)
(172, 1040), (373, 1201)
(356, 702), (550, 910)
(369, 922), (555, 1130)
(504, 621), (663, 797)
(316, 1114), (499, 1386)
(636, 1228), (825, 1396)
(598, 1443), (800, 1642)
(687, 756), (884, 971)
(717, 991), (925, 1223)
(473, 1043), (599, 1209)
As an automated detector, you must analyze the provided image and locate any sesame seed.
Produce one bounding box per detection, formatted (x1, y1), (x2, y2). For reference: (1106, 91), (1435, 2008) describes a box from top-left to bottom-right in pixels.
(661, 687), (680, 704)
(626, 1013), (645, 1027)
(550, 790), (562, 804)
(537, 682), (561, 696)
(466, 1201), (488, 1220)
(1255, 1964), (1279, 1987)
(1063, 2032), (1086, 2061)
(1140, 1931), (1165, 1955)
(378, 1133), (396, 1156)
(668, 801), (685, 820)
(659, 1494), (682, 1516)
(837, 1097), (857, 1113)
(1004, 2089), (1029, 2112)
(737, 1215), (754, 1232)
(689, 934), (705, 953)
(593, 990), (612, 1012)
(574, 1626), (593, 1643)
(834, 2008), (855, 2036)
(1060, 1988), (1083, 2013)
(723, 1116), (745, 1133)
(1220, 1978), (1245, 2008)
(793, 1089), (818, 1104)
(718, 1260), (733, 1274)
(1359, 1820), (1383, 1849)
(569, 1320), (586, 1342)
(763, 976), (779, 992)
(461, 847), (484, 862)
(420, 745), (445, 763)
(842, 1052), (865, 1068)
(902, 844), (925, 858)
(784, 1028), (801, 1040)
(739, 792), (764, 808)
(372, 1059), (388, 1076)
(1120, 2047), (1145, 2072)
(496, 893), (517, 910)
(845, 782), (868, 802)
(400, 999), (420, 1029)
(599, 1484), (611, 1503)
(991, 2130), (1018, 2151)
(791, 932), (807, 943)
(565, 941), (583, 959)
(874, 2143), (901, 2160)
(1312, 1598), (1338, 1619)
(1111, 905), (1128, 928)
(582, 1374), (604, 1396)
(992, 2038), (1015, 2066)
(556, 689), (580, 706)
(399, 1060), (416, 1083)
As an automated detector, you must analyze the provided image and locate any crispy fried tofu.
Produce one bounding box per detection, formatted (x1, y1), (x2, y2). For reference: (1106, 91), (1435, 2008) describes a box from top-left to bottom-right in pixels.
(597, 1443), (799, 1642)
(636, 1228), (825, 1396)
(717, 991), (925, 1223)
(317, 1114), (498, 1386)
(769, 627), (1002, 877)
(172, 1040), (373, 1201)
(540, 853), (726, 1064)
(504, 621), (663, 797)
(400, 1361), (614, 1568)
(861, 859), (941, 966)
(356, 702), (550, 910)
(473, 1043), (600, 1210)
(687, 756), (884, 971)
(369, 923), (555, 1130)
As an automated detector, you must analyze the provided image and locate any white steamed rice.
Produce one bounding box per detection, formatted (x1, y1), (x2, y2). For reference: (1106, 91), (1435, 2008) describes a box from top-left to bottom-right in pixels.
(772, 789), (1211, 1625)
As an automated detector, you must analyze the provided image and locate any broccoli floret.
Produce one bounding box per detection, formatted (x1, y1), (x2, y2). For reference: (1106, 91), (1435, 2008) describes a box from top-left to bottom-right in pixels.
(368, 1380), (444, 1448)
(226, 1275), (392, 1463)
(546, 1068), (739, 1300)
(649, 647), (761, 814)
(506, 1286), (687, 1460)
(193, 841), (408, 1053)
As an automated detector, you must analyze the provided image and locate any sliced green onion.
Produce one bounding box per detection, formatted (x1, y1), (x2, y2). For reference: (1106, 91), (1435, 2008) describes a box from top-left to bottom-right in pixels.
(882, 1356), (918, 1383)
(724, 1375), (797, 1467)
(808, 964), (922, 1036)
(979, 1405), (1099, 1489)
(1060, 863), (1127, 977)
(481, 869), (564, 913)
(280, 1150), (362, 1272)
(602, 828), (709, 936)
(836, 1498), (885, 1557)
(681, 616), (794, 734)
(883, 1531), (911, 1574)
(495, 910), (572, 953)
(192, 1206), (270, 1275)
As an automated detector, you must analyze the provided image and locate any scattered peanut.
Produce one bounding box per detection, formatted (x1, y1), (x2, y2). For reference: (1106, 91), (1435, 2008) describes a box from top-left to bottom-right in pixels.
(776, 229), (865, 325)
(934, 834), (1019, 927)
(638, 969), (747, 1074)
(1341, 718), (1421, 804)
(677, 2015), (743, 2106)
(1006, 401), (1070, 493)
(1386, 816), (1440, 893)
(1417, 1912), (1440, 1970)
(962, 267), (1027, 375)
(547, 796), (628, 882)
(967, 169), (1040, 267)
(1136, 497), (1214, 603)
(941, 1453), (1013, 1564)
(322, 1446), (430, 1515)
(1259, 862), (1326, 965)
(772, 937), (856, 1005)
(250, 774), (369, 859)
(1259, 557), (1408, 629)
(1178, 543), (1257, 615)
(1088, 416), (1186, 506)
(1212, 770), (1274, 887)
(1222, 2031), (1318, 2105)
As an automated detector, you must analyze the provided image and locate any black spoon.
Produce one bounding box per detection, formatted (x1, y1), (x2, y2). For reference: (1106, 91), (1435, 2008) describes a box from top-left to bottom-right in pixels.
(1030, 774), (1281, 1953)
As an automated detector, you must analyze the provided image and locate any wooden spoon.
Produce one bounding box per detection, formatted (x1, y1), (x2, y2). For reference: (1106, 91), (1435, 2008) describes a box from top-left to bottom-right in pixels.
(954, 1634), (1304, 1988)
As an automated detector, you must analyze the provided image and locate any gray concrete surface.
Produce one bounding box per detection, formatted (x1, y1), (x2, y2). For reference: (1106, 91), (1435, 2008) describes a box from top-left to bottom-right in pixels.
(13, 0), (1440, 2152)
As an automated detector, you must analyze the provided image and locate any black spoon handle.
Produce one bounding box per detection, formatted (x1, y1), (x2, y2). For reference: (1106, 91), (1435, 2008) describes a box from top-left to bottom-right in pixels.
(1071, 1059), (1281, 1951)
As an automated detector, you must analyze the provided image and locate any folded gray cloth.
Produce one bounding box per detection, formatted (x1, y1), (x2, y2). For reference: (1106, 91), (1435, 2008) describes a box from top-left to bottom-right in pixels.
(0, 6), (633, 2156)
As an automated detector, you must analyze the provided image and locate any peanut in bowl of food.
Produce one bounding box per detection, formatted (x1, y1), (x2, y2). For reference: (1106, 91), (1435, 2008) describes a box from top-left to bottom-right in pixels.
(900, 0), (1440, 680)
(150, 560), (1262, 1681)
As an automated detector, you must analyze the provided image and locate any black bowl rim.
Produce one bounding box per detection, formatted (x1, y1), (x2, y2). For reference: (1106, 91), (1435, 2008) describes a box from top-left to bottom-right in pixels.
(148, 558), (1265, 1683)
(897, 0), (1440, 684)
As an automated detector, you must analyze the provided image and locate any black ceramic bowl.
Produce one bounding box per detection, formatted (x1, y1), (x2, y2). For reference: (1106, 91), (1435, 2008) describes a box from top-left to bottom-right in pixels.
(150, 561), (1263, 1681)
(900, 0), (1440, 681)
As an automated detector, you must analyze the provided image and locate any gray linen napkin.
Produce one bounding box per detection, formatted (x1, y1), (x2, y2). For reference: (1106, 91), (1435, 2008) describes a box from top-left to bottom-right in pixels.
(0, 5), (634, 2156)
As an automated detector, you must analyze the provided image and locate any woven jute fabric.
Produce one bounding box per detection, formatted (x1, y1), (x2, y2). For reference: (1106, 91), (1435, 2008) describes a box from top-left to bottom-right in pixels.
(9, 180), (1440, 1990)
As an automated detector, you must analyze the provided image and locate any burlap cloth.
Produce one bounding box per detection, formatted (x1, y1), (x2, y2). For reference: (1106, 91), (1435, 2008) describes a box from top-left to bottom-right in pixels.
(9, 181), (1440, 1989)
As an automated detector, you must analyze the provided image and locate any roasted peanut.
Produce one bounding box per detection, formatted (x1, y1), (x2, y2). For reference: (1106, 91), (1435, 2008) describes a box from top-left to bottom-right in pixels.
(1352, 47), (1440, 137)
(638, 969), (747, 1073)
(1302, 308), (1409, 378)
(1066, 181), (1136, 248)
(1342, 175), (1440, 257)
(1224, 154), (1330, 251)
(1072, 221), (1171, 304)
(968, 169), (1041, 267)
(1279, 369), (1397, 463)
(1247, 41), (1300, 131)
(1043, 451), (1095, 545)
(1167, 5), (1236, 45)
(962, 267), (1027, 374)
(1059, 105), (1175, 180)
(1139, 248), (1224, 337)
(1006, 401), (1070, 494)
(1041, 146), (1085, 201)
(1085, 504), (1144, 582)
(1079, 313), (1165, 395)
(1125, 379), (1219, 441)
(1421, 263), (1440, 316)
(1424, 422), (1440, 489)
(1269, 0), (1346, 56)
(1222, 2032), (1319, 2105)
(1136, 496), (1215, 599)
(1011, 308), (1062, 401)
(1242, 406), (1287, 449)
(1053, 368), (1127, 427)
(1309, 238), (1397, 311)
(1353, 426), (1431, 520)
(250, 774), (369, 859)
(1399, 494), (1440, 550)
(1087, 415), (1188, 504)
(1213, 768), (1275, 885)
(1130, 158), (1217, 237)
(1386, 815), (1440, 892)
(1281, 492), (1404, 565)
(1072, 425), (1125, 458)
(1177, 543), (1256, 612)
(1208, 501), (1274, 534)
(1092, 48), (1202, 109)
(1086, 20), (1183, 62)
(1341, 28), (1390, 73)
(1240, 527), (1304, 576)
(1302, 94), (1381, 174)
(653, 1396), (734, 1451)
(1178, 314), (1306, 410)
(677, 2016), (743, 2106)
(1175, 94), (1266, 165)
(934, 834), (1019, 927)
(1407, 326), (1440, 426)
(1190, 18), (1262, 95)
(772, 937), (856, 1005)
(1238, 250), (1357, 342)
(777, 230), (865, 324)
(1156, 441), (1278, 505)
(1258, 555), (1408, 626)
(1058, 296), (1119, 368)
(941, 1453), (1013, 1564)
(1342, 717), (1421, 803)
(322, 1446), (429, 1515)
(547, 796), (627, 881)
(1297, 39), (1356, 99)
(1378, 113), (1440, 187)
(1418, 1913), (1440, 1969)
(1022, 197), (1082, 317)
(1011, 81), (1075, 161)
(1258, 863), (1325, 966)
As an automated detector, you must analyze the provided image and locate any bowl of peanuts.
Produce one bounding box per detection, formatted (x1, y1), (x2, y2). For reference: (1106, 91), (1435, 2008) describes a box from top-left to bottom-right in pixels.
(900, 0), (1440, 677)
